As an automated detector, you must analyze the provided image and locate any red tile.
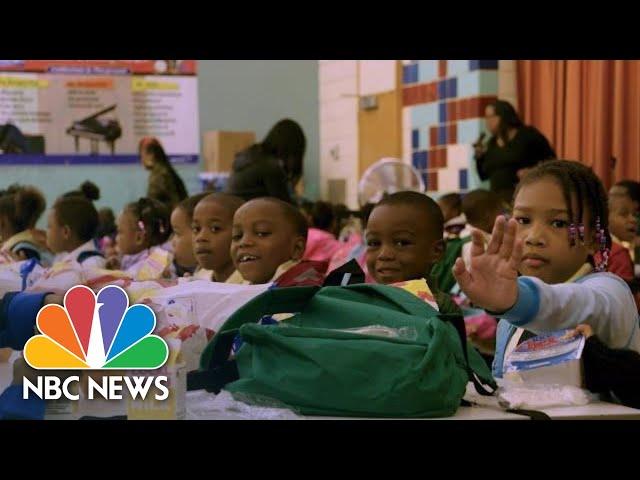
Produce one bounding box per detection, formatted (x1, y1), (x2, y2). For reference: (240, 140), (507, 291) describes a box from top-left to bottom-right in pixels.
(431, 149), (440, 168)
(430, 148), (440, 168)
(469, 97), (481, 118)
(428, 171), (439, 191)
(429, 127), (438, 147)
(448, 123), (457, 144)
(403, 86), (421, 107)
(440, 148), (448, 168)
(479, 95), (497, 114)
(438, 60), (447, 78)
(428, 84), (436, 103)
(434, 148), (447, 168)
(417, 84), (428, 104)
(457, 99), (465, 120)
(402, 87), (411, 106)
(449, 100), (458, 122)
(408, 87), (418, 106)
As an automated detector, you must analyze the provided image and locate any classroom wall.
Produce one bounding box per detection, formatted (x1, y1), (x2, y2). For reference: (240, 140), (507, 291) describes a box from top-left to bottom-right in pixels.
(402, 60), (499, 195)
(0, 60), (320, 227)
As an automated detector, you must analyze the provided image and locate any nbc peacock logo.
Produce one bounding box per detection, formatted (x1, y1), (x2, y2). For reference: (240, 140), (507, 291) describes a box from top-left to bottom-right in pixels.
(24, 285), (168, 370)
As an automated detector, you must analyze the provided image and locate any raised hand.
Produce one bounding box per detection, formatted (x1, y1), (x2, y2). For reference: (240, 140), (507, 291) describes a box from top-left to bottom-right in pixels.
(452, 215), (522, 313)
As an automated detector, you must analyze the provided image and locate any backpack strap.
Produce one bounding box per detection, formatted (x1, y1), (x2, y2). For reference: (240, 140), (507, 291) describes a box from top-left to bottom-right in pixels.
(77, 250), (105, 264)
(439, 313), (497, 396)
(506, 408), (551, 420)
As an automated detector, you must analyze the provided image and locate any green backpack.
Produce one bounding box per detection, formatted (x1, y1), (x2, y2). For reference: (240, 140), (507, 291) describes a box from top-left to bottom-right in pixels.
(431, 236), (472, 294)
(188, 283), (496, 418)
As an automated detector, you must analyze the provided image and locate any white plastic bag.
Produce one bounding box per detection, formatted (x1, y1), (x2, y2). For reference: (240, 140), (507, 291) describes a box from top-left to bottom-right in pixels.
(496, 383), (598, 410)
(186, 390), (303, 420)
(146, 280), (270, 333)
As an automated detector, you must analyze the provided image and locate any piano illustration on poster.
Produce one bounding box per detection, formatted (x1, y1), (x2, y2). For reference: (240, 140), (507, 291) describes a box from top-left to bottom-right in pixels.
(66, 104), (122, 155)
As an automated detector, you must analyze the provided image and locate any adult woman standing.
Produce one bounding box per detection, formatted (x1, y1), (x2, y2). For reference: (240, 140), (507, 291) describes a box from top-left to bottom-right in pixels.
(226, 119), (306, 204)
(474, 100), (556, 203)
(139, 137), (188, 210)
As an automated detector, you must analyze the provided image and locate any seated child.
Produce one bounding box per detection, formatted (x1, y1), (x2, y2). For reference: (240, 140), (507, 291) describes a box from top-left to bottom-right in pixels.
(0, 191), (104, 350)
(460, 189), (505, 268)
(192, 193), (245, 282)
(302, 200), (341, 267)
(106, 197), (173, 280)
(328, 203), (375, 282)
(96, 207), (117, 256)
(430, 190), (503, 297)
(0, 184), (52, 265)
(438, 192), (466, 239)
(364, 191), (459, 315)
(231, 197), (325, 286)
(606, 186), (637, 283)
(45, 189), (105, 271)
(170, 192), (208, 278)
(452, 160), (640, 378)
(612, 180), (640, 278)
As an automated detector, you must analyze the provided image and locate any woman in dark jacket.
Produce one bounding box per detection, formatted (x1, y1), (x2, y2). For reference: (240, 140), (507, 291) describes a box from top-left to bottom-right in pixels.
(226, 119), (306, 204)
(474, 100), (556, 204)
(140, 137), (188, 211)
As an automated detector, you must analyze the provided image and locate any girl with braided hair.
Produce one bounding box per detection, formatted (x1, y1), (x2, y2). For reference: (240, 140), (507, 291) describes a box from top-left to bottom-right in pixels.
(452, 160), (640, 378)
(106, 197), (174, 279)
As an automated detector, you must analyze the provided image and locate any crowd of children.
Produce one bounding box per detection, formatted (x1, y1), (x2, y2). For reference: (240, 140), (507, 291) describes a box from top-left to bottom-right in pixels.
(1, 156), (640, 412)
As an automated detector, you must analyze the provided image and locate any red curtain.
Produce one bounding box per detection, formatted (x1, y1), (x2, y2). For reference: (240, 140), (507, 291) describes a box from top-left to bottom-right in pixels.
(516, 60), (640, 188)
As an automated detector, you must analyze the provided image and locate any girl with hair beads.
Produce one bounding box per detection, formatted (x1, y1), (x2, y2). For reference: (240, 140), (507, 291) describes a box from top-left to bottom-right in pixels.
(107, 197), (173, 280)
(452, 160), (640, 378)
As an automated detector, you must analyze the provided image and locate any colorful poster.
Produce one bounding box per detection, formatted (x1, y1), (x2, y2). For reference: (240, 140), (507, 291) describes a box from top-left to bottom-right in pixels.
(0, 60), (198, 165)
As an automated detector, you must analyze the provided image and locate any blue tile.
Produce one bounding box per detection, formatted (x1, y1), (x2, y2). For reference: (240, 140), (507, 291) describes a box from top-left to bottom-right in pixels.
(447, 77), (457, 98)
(403, 64), (419, 84)
(412, 151), (422, 169)
(422, 171), (430, 189)
(438, 125), (447, 145)
(424, 151), (429, 170)
(412, 151), (428, 170)
(412, 129), (420, 150)
(478, 60), (499, 70)
(439, 102), (447, 123)
(459, 169), (468, 190)
(470, 60), (499, 71)
(437, 80), (446, 99)
(403, 65), (411, 84)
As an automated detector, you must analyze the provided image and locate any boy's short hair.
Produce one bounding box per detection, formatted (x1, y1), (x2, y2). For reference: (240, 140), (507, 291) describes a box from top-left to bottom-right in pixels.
(462, 189), (504, 227)
(199, 193), (245, 217)
(375, 191), (444, 238)
(614, 180), (640, 205)
(250, 197), (309, 239)
(310, 201), (334, 231)
(438, 192), (462, 213)
(177, 192), (211, 219)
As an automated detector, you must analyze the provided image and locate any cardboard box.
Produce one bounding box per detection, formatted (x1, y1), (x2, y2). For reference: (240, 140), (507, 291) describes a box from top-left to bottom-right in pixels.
(202, 131), (255, 173)
(127, 363), (187, 420)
